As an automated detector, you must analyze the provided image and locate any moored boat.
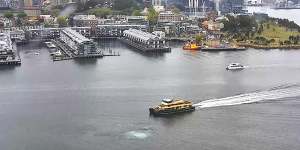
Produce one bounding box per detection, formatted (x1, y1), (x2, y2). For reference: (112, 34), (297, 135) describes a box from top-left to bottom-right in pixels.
(183, 41), (201, 50)
(226, 63), (245, 70)
(149, 98), (195, 116)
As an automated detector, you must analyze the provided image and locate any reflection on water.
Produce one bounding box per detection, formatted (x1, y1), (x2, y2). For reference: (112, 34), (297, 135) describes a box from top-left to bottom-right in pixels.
(0, 66), (18, 71)
(73, 58), (98, 66)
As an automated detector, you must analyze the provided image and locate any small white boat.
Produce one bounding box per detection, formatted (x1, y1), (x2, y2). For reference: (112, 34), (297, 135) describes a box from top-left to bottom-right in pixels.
(34, 52), (40, 55)
(226, 63), (245, 70)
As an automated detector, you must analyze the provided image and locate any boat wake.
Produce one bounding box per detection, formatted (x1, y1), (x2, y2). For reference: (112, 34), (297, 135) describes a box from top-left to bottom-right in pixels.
(194, 84), (300, 108)
(124, 127), (153, 140)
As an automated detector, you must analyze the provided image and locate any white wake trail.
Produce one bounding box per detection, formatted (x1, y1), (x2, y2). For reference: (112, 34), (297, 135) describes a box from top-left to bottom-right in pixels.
(194, 85), (300, 108)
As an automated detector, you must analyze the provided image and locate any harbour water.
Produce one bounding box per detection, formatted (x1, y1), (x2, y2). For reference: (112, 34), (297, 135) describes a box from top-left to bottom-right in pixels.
(1, 8), (300, 150)
(247, 6), (300, 25)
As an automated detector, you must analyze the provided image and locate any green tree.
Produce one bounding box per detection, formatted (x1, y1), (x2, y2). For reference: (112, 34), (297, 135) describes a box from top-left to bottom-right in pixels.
(4, 12), (14, 20)
(114, 0), (137, 11)
(269, 39), (275, 43)
(147, 7), (158, 25)
(89, 8), (112, 18)
(17, 12), (27, 19)
(195, 34), (204, 44)
(15, 12), (27, 27)
(57, 16), (68, 27)
(51, 9), (60, 17)
(132, 9), (142, 16)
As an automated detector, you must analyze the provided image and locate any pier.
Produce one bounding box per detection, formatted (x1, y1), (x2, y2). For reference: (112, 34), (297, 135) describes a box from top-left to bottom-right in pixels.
(46, 29), (120, 61)
(0, 33), (21, 66)
(121, 29), (171, 52)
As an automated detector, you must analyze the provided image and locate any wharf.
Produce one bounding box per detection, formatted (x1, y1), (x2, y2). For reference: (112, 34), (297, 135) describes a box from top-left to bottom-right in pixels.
(50, 40), (120, 61)
(0, 41), (21, 66)
(237, 43), (300, 49)
(75, 53), (104, 58)
(0, 59), (21, 65)
(119, 38), (171, 53)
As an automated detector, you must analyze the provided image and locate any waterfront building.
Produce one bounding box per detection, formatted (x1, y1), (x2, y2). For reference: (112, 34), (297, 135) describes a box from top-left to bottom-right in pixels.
(123, 28), (168, 50)
(59, 28), (97, 56)
(0, 32), (20, 65)
(10, 30), (25, 41)
(96, 24), (147, 38)
(152, 31), (165, 39)
(40, 28), (61, 39)
(126, 16), (147, 25)
(158, 11), (184, 23)
(73, 15), (98, 27)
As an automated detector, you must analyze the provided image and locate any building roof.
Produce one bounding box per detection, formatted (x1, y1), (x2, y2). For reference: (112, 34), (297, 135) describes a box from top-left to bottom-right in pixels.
(123, 28), (159, 42)
(73, 15), (97, 20)
(61, 28), (91, 44)
(0, 33), (12, 52)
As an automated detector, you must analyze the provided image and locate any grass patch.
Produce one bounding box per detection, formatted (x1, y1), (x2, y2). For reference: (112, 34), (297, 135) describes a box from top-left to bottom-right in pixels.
(257, 22), (300, 42)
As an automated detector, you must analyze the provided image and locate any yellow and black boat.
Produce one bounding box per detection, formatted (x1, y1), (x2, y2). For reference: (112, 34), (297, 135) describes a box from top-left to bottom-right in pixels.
(149, 98), (195, 116)
(183, 41), (201, 51)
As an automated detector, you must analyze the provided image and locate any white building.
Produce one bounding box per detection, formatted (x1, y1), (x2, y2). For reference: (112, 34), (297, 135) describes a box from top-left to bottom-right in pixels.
(158, 11), (184, 23)
(123, 28), (166, 49)
(60, 28), (97, 56)
(73, 15), (98, 27)
(10, 30), (25, 41)
(0, 33), (16, 60)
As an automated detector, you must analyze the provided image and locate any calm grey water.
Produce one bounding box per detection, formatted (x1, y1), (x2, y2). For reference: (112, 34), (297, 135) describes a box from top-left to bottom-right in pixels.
(247, 6), (300, 25)
(1, 8), (300, 150)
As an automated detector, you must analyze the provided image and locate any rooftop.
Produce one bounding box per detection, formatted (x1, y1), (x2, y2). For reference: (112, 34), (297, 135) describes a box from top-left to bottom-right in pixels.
(123, 29), (159, 41)
(0, 33), (12, 52)
(61, 28), (92, 44)
(73, 15), (97, 20)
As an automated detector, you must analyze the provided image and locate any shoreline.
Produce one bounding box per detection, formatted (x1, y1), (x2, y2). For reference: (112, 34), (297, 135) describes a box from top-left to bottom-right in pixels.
(237, 43), (300, 49)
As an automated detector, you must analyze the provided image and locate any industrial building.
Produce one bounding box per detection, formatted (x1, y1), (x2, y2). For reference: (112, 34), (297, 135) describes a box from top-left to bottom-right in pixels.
(59, 28), (97, 56)
(96, 24), (147, 38)
(0, 33), (21, 65)
(122, 28), (170, 52)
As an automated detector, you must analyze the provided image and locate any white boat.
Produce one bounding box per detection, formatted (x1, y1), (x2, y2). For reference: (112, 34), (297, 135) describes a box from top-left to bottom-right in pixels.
(44, 42), (56, 49)
(54, 50), (62, 56)
(226, 63), (245, 70)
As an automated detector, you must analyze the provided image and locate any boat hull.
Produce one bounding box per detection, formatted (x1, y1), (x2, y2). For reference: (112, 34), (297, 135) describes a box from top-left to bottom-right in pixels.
(226, 67), (244, 70)
(149, 106), (195, 116)
(183, 47), (201, 51)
